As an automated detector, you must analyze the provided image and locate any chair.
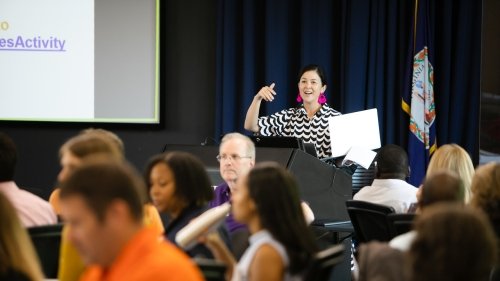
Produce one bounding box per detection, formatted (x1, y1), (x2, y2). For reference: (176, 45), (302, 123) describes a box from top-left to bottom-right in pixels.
(194, 258), (227, 281)
(387, 213), (417, 238)
(346, 200), (395, 243)
(303, 244), (345, 281)
(27, 223), (64, 278)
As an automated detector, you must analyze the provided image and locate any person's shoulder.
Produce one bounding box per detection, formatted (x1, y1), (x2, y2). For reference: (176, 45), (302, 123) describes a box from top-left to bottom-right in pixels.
(250, 243), (286, 276)
(149, 242), (204, 280)
(16, 185), (55, 210)
(321, 104), (341, 116)
(254, 243), (284, 264)
(354, 185), (375, 199)
(16, 185), (46, 199)
(398, 180), (418, 191)
(379, 179), (416, 189)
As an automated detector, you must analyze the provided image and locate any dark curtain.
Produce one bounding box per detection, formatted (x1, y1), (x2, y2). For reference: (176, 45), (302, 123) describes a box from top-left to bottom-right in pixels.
(215, 0), (482, 164)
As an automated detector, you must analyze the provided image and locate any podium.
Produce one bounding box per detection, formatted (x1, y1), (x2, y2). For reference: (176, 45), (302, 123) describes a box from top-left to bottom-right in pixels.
(286, 149), (351, 221)
(163, 144), (352, 222)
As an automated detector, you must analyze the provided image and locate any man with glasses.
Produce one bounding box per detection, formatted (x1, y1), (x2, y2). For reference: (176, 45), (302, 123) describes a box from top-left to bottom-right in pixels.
(209, 133), (315, 259)
(209, 133), (255, 235)
(208, 133), (255, 259)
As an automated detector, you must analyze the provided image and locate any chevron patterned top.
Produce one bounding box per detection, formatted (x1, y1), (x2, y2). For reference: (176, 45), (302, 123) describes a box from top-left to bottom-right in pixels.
(257, 104), (341, 158)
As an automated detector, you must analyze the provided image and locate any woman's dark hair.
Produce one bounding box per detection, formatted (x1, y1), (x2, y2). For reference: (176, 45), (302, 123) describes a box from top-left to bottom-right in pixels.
(144, 151), (213, 207)
(246, 162), (317, 274)
(298, 64), (327, 86)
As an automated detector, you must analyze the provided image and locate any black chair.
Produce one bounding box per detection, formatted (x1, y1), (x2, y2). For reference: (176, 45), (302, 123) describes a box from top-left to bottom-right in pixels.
(346, 200), (395, 243)
(27, 223), (64, 279)
(387, 213), (417, 238)
(194, 258), (227, 281)
(303, 244), (344, 281)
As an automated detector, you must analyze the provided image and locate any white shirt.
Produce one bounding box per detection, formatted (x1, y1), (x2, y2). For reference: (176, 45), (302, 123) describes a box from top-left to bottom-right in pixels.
(353, 179), (418, 213)
(233, 230), (301, 281)
(389, 230), (417, 251)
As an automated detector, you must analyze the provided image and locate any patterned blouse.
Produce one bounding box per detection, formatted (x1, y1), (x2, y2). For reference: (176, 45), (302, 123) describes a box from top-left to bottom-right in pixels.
(257, 104), (341, 158)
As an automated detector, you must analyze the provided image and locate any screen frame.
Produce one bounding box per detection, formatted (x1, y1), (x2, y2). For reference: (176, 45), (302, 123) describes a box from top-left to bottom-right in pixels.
(0, 0), (162, 126)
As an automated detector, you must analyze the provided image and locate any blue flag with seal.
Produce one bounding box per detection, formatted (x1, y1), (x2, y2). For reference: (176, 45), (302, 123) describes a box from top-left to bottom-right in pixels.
(402, 0), (437, 186)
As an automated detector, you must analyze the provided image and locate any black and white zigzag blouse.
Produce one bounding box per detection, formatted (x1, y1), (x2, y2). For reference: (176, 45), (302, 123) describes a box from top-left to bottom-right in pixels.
(257, 104), (341, 158)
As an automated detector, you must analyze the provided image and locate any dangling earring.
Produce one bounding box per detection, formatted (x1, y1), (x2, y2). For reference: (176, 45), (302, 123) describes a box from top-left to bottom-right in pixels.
(296, 93), (303, 103)
(318, 92), (327, 104)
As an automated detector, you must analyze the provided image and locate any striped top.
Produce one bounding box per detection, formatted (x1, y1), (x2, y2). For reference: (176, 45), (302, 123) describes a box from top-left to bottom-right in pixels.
(257, 104), (341, 158)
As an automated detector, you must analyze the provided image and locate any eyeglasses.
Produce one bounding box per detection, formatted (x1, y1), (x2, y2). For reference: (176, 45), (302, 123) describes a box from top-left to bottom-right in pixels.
(216, 154), (252, 162)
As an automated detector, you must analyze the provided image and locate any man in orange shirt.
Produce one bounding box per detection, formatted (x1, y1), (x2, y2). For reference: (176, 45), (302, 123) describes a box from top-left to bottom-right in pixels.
(59, 158), (203, 281)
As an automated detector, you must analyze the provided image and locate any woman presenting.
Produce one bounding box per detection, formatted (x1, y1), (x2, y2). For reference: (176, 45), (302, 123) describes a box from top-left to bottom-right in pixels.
(244, 64), (341, 159)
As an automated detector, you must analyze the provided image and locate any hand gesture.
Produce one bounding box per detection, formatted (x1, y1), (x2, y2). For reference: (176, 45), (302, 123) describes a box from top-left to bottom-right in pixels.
(255, 83), (276, 102)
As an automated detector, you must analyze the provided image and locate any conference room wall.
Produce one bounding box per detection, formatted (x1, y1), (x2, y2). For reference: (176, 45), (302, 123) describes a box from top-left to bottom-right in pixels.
(0, 0), (218, 200)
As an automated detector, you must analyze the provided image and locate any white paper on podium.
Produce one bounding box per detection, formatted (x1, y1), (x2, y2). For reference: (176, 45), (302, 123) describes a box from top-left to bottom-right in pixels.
(329, 108), (381, 158)
(342, 146), (377, 169)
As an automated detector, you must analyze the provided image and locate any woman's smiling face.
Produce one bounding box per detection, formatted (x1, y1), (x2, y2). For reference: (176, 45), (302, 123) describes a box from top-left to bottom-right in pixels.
(297, 70), (326, 105)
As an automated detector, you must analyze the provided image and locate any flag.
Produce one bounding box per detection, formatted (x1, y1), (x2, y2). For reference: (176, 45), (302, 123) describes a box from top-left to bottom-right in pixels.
(401, 0), (437, 186)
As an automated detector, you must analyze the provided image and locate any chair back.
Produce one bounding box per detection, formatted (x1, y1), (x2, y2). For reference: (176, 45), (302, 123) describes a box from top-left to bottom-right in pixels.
(303, 244), (344, 281)
(194, 258), (227, 281)
(27, 223), (64, 278)
(351, 163), (376, 195)
(387, 213), (417, 238)
(346, 200), (395, 243)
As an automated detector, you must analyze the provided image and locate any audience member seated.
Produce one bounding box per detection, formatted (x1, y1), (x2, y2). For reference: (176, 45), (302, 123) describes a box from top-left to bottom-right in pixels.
(470, 162), (500, 280)
(0, 132), (57, 227)
(425, 143), (474, 203)
(49, 130), (124, 214)
(145, 151), (229, 258)
(53, 130), (163, 281)
(209, 133), (315, 259)
(209, 133), (256, 259)
(408, 203), (497, 281)
(390, 170), (464, 251)
(204, 162), (318, 281)
(0, 192), (45, 281)
(59, 158), (203, 281)
(210, 133), (255, 232)
(353, 144), (417, 213)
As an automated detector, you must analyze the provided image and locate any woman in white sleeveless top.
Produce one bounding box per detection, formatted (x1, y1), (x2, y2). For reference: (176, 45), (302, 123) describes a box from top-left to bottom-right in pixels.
(205, 162), (317, 281)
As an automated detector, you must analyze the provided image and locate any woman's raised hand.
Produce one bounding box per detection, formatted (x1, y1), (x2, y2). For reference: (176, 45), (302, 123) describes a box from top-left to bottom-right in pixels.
(255, 83), (276, 102)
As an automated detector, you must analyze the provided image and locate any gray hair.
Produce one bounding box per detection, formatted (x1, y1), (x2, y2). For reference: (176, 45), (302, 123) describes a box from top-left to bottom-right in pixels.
(220, 133), (256, 159)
